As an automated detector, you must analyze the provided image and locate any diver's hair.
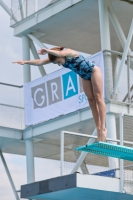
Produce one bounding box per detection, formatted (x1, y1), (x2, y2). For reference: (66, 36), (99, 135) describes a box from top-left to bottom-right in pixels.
(48, 46), (65, 62)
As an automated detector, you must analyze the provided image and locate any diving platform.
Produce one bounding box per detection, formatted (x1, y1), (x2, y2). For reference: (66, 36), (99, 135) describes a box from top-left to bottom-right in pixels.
(21, 173), (133, 200)
(76, 142), (133, 161)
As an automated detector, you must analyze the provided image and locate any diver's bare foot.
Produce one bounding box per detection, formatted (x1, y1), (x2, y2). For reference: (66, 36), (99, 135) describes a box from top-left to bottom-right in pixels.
(96, 129), (101, 142)
(100, 128), (107, 142)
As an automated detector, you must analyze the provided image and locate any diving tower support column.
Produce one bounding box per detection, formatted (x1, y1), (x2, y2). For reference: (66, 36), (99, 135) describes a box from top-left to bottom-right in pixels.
(98, 0), (119, 169)
(106, 114), (119, 169)
(22, 36), (31, 83)
(22, 35), (35, 183)
(25, 139), (35, 183)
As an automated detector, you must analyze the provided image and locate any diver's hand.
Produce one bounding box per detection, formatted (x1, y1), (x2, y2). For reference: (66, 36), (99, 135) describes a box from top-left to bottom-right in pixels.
(12, 60), (25, 65)
(38, 48), (48, 55)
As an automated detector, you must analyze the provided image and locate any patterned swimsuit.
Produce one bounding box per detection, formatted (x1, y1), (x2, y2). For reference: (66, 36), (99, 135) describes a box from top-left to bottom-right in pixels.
(62, 54), (95, 80)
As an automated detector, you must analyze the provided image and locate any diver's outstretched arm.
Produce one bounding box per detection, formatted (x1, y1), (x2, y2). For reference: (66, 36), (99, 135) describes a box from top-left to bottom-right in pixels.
(12, 57), (51, 66)
(38, 48), (79, 58)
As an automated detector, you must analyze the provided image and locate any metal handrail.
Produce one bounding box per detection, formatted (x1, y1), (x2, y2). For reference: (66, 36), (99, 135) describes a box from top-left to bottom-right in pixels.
(103, 49), (133, 58)
(0, 82), (23, 88)
(62, 130), (133, 146)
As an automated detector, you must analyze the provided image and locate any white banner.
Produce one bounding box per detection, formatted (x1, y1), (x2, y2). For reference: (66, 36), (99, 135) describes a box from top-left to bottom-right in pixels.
(24, 51), (104, 126)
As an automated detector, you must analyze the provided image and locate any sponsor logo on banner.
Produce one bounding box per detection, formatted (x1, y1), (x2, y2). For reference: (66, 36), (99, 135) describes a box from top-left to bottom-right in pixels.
(31, 71), (79, 109)
(47, 77), (62, 105)
(31, 83), (47, 109)
(24, 51), (104, 125)
(62, 71), (78, 99)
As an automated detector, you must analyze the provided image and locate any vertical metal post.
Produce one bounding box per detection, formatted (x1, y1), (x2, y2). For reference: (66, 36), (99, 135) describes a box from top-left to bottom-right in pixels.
(127, 56), (131, 114)
(18, 0), (25, 19)
(60, 131), (64, 176)
(22, 35), (31, 83)
(25, 140), (35, 183)
(119, 113), (124, 193)
(106, 114), (119, 169)
(98, 0), (111, 50)
(98, 0), (119, 170)
(35, 0), (38, 12)
(98, 0), (113, 99)
(0, 151), (20, 200)
(25, 0), (28, 17)
(22, 36), (35, 184)
(112, 54), (118, 100)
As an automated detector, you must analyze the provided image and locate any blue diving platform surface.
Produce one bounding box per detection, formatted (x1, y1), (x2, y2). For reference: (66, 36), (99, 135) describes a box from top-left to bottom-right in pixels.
(21, 174), (133, 200)
(76, 142), (133, 161)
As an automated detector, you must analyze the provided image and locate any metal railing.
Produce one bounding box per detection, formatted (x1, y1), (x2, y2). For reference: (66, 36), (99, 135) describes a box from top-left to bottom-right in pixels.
(0, 83), (25, 130)
(10, 0), (62, 25)
(103, 50), (133, 105)
(60, 114), (133, 195)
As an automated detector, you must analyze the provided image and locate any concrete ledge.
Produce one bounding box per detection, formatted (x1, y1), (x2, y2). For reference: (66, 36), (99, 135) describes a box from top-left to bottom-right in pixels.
(21, 174), (76, 198)
(21, 174), (133, 199)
